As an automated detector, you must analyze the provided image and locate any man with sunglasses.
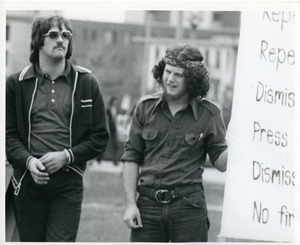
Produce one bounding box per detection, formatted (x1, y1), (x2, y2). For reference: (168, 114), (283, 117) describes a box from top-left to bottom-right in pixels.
(6, 15), (109, 242)
(121, 44), (228, 242)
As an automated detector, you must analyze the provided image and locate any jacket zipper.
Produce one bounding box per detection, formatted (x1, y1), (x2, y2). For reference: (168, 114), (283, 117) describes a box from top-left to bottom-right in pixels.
(28, 78), (39, 151)
(13, 78), (38, 195)
(13, 71), (82, 195)
(69, 71), (78, 148)
(66, 71), (83, 176)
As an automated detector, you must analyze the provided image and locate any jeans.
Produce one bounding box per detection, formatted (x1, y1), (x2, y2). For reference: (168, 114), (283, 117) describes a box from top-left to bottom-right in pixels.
(13, 168), (83, 242)
(131, 189), (209, 242)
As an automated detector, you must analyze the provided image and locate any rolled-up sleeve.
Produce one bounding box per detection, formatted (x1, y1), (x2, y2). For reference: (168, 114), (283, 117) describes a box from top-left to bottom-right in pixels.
(205, 110), (227, 164)
(121, 102), (145, 164)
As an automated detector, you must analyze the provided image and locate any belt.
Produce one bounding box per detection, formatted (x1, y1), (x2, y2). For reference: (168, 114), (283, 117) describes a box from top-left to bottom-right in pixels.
(137, 183), (203, 204)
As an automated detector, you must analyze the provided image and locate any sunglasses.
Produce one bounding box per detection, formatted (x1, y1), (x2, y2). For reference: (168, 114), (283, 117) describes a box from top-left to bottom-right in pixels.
(43, 30), (73, 40)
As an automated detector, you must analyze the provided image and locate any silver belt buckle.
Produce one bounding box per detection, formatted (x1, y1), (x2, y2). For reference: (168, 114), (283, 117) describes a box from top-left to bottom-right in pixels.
(155, 189), (171, 204)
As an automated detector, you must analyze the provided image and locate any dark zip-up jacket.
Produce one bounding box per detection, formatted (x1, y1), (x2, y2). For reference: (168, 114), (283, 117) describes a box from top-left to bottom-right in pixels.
(6, 63), (109, 185)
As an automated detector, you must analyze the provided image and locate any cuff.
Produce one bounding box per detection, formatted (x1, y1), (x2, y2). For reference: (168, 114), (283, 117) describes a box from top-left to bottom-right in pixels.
(26, 156), (34, 169)
(66, 148), (74, 165)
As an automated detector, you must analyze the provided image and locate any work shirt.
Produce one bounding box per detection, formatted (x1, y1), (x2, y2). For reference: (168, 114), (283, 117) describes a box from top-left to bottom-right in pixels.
(121, 92), (227, 188)
(30, 62), (72, 157)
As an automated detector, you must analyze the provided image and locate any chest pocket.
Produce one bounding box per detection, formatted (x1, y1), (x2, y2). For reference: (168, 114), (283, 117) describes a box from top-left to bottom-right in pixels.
(185, 133), (204, 145)
(183, 133), (205, 158)
(142, 130), (158, 149)
(142, 130), (158, 140)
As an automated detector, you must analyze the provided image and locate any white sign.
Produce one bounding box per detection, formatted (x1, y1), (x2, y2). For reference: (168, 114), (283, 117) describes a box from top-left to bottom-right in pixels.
(220, 10), (298, 242)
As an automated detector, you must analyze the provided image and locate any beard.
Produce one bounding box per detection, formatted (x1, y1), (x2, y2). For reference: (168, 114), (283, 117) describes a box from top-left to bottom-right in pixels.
(162, 84), (189, 102)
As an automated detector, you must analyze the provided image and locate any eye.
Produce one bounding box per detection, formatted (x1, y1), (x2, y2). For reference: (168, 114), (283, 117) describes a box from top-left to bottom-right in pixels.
(61, 31), (72, 40)
(48, 31), (59, 39)
(175, 73), (183, 77)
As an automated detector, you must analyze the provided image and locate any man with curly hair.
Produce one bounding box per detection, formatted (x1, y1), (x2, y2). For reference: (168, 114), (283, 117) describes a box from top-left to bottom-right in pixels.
(121, 44), (228, 242)
(6, 15), (109, 242)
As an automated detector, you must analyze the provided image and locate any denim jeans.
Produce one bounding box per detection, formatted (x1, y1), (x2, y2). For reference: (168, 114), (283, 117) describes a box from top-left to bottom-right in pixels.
(13, 168), (83, 242)
(131, 189), (209, 242)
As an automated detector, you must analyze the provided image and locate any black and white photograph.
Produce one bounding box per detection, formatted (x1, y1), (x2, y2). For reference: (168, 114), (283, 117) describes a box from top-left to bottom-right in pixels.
(2, 1), (299, 243)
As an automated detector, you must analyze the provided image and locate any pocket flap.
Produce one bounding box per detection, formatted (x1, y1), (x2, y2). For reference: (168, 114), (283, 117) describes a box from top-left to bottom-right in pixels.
(142, 130), (158, 140)
(185, 134), (198, 145)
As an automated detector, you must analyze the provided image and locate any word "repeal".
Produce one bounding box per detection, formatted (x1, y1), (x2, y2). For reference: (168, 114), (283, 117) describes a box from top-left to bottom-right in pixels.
(260, 40), (295, 71)
(262, 11), (295, 32)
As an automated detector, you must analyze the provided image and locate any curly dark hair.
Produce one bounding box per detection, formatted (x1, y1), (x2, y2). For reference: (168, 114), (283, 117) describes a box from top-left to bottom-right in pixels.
(152, 44), (210, 98)
(29, 15), (74, 64)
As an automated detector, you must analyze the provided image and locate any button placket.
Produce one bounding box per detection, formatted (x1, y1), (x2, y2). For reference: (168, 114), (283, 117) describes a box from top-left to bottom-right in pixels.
(50, 80), (56, 107)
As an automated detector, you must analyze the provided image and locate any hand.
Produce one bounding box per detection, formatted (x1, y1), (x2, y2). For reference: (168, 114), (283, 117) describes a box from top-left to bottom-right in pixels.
(28, 157), (50, 185)
(39, 151), (67, 174)
(124, 203), (143, 229)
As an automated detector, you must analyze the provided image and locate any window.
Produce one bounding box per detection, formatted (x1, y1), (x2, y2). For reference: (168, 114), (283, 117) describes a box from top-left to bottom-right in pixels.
(104, 30), (118, 45)
(6, 50), (8, 67)
(213, 12), (222, 22)
(6, 24), (10, 41)
(124, 33), (130, 46)
(226, 49), (231, 71)
(104, 31), (112, 45)
(156, 46), (160, 59)
(150, 11), (170, 24)
(205, 50), (210, 67)
(91, 30), (97, 42)
(216, 50), (220, 69)
(112, 31), (117, 44)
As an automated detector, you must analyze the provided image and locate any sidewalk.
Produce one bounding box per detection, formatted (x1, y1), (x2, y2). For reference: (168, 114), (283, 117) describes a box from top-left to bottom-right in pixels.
(88, 160), (227, 184)
(88, 160), (123, 173)
(203, 166), (226, 185)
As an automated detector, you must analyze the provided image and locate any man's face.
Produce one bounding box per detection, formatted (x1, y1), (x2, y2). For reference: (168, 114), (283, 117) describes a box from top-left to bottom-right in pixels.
(40, 23), (70, 62)
(162, 64), (188, 101)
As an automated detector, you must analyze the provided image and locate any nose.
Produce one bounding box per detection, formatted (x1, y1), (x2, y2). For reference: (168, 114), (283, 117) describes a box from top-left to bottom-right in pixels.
(167, 73), (175, 82)
(57, 33), (64, 42)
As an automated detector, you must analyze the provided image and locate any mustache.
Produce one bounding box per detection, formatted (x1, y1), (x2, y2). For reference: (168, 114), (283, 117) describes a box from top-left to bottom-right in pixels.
(54, 44), (65, 49)
(166, 81), (175, 85)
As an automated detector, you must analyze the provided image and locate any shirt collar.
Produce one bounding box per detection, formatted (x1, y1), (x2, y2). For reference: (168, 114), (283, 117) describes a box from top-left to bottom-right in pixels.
(23, 61), (72, 85)
(153, 93), (164, 111)
(20, 64), (35, 81)
(189, 97), (199, 120)
(153, 93), (199, 120)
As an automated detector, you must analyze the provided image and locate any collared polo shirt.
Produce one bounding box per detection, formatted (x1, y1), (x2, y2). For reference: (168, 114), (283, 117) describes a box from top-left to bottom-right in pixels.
(30, 62), (72, 157)
(121, 92), (227, 188)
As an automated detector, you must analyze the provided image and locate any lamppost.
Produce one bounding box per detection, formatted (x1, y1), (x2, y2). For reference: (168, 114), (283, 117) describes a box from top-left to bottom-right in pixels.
(189, 12), (203, 41)
(140, 11), (154, 97)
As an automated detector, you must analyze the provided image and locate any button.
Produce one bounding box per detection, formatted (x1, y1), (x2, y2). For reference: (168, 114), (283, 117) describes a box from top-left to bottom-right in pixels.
(51, 89), (55, 93)
(52, 81), (55, 84)
(51, 99), (55, 103)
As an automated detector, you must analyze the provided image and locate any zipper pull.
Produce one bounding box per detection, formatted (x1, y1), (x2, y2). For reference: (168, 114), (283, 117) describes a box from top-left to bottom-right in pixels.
(14, 184), (21, 196)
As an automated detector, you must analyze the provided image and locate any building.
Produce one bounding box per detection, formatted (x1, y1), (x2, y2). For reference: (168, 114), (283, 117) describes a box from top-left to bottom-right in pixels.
(6, 11), (62, 76)
(124, 11), (240, 107)
(6, 10), (240, 126)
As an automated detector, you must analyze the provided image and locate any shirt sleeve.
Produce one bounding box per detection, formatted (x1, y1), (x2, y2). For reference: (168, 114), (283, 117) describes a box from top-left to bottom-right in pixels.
(121, 101), (145, 164)
(205, 110), (227, 165)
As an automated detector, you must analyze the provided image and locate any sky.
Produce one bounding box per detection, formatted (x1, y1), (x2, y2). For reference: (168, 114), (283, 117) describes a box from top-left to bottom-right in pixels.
(63, 10), (126, 23)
